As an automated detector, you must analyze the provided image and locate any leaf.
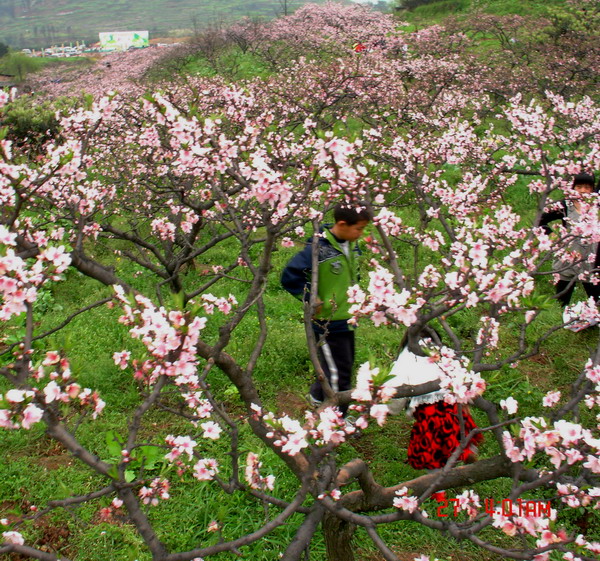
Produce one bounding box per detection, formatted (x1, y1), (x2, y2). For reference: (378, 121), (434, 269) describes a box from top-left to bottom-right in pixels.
(223, 385), (238, 397)
(520, 292), (553, 310)
(58, 151), (74, 166)
(135, 445), (161, 471)
(105, 430), (122, 459)
(170, 290), (185, 310)
(124, 470), (136, 483)
(83, 93), (94, 110)
(107, 465), (119, 480)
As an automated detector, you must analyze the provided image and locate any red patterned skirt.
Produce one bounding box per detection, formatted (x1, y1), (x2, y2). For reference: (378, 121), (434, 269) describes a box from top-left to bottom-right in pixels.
(407, 401), (483, 470)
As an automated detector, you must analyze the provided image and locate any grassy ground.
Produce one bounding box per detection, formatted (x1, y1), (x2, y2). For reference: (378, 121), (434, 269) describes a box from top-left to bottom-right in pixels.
(398, 0), (568, 25)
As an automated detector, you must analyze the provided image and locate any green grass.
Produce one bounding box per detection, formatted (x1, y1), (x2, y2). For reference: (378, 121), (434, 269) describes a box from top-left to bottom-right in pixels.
(399, 0), (568, 24)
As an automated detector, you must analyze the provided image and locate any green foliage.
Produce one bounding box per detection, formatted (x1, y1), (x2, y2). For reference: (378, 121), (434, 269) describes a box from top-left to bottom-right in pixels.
(543, 0), (600, 39)
(0, 94), (77, 149)
(0, 51), (42, 80)
(70, 523), (149, 561)
(410, 0), (469, 16)
(104, 431), (165, 482)
(0, 40), (8, 57)
(401, 0), (567, 23)
(399, 0), (447, 10)
(147, 43), (271, 83)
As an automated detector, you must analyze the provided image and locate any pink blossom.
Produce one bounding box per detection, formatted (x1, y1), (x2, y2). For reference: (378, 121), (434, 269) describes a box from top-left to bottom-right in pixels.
(491, 512), (517, 536)
(393, 494), (419, 513)
(5, 389), (28, 403)
(201, 421), (222, 440)
(42, 351), (61, 366)
(0, 226), (16, 246)
(500, 397), (519, 415)
(38, 246), (71, 273)
(546, 446), (566, 469)
(584, 359), (600, 384)
(542, 391), (561, 407)
(43, 381), (62, 403)
(583, 454), (600, 473)
(0, 410), (15, 429)
(193, 458), (219, 481)
(351, 362), (376, 402)
(554, 420), (583, 446)
(164, 435), (197, 461)
(370, 404), (389, 427)
(502, 431), (525, 462)
(21, 403), (43, 429)
(2, 531), (24, 545)
(245, 452), (275, 490)
(113, 351), (131, 370)
(66, 383), (81, 399)
(280, 431), (309, 456)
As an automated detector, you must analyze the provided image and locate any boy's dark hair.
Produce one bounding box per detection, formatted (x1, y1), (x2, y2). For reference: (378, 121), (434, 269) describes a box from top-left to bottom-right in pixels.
(333, 202), (373, 225)
(572, 172), (597, 191)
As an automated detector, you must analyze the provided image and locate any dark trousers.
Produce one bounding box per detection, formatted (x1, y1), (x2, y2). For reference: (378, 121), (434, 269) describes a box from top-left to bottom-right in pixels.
(556, 279), (600, 307)
(310, 329), (355, 414)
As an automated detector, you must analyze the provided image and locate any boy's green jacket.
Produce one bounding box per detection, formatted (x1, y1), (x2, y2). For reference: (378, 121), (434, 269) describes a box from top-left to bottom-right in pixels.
(280, 228), (360, 325)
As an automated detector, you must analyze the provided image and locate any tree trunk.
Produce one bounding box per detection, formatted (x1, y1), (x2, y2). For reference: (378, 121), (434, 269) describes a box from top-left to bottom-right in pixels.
(324, 513), (356, 561)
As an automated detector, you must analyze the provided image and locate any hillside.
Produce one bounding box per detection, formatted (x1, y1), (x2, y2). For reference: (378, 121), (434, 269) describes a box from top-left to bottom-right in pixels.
(0, 0), (360, 49)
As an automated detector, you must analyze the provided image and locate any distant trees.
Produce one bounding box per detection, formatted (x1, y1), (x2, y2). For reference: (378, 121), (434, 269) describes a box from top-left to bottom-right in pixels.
(276, 0), (294, 17)
(396, 0), (440, 11)
(0, 52), (40, 80)
(0, 0), (17, 19)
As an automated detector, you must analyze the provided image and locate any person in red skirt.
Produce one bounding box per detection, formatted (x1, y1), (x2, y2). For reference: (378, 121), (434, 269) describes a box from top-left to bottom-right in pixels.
(386, 333), (482, 470)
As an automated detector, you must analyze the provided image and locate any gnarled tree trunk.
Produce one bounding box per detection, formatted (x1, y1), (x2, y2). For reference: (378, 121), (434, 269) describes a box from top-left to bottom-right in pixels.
(324, 513), (356, 561)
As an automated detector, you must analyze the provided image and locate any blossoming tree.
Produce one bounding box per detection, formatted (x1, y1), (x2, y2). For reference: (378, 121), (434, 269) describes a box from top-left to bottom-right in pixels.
(1, 3), (600, 561)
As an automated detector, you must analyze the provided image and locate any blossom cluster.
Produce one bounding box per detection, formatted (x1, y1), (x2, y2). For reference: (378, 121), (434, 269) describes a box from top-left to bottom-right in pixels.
(423, 348), (486, 405)
(351, 361), (400, 428)
(261, 404), (359, 457)
(139, 478), (170, 506)
(0, 227), (71, 321)
(163, 434), (220, 483)
(28, 48), (170, 100)
(0, 351), (105, 430)
(113, 285), (208, 387)
(348, 263), (423, 328)
(244, 452), (275, 491)
(501, 415), (600, 511)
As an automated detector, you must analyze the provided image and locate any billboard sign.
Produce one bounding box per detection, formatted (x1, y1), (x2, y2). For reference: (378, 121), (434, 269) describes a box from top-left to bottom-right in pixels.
(99, 31), (149, 51)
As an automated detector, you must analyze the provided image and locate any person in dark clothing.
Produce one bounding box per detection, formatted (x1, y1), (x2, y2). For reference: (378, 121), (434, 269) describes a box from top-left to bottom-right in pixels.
(281, 203), (372, 413)
(537, 173), (600, 307)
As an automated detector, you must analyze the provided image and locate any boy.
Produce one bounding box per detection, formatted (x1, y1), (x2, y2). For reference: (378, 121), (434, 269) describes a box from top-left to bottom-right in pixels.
(538, 172), (600, 306)
(281, 203), (372, 411)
